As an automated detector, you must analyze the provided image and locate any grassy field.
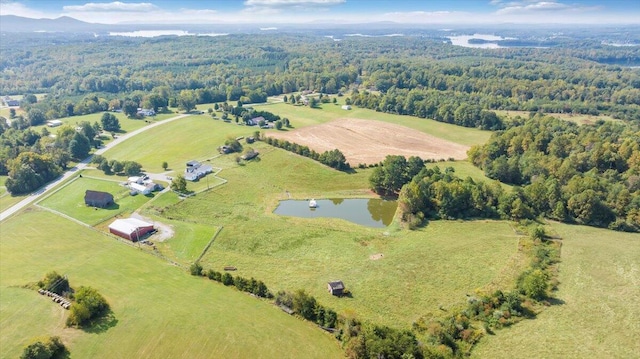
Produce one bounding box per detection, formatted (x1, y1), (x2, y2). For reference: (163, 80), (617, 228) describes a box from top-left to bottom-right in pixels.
(101, 115), (257, 173)
(153, 147), (524, 328)
(0, 210), (343, 359)
(259, 101), (492, 147)
(38, 176), (152, 226)
(495, 110), (620, 125)
(472, 223), (640, 359)
(29, 111), (178, 138)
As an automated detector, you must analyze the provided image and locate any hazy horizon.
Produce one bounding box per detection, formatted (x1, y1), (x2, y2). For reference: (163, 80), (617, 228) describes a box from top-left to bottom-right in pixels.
(1, 0), (639, 25)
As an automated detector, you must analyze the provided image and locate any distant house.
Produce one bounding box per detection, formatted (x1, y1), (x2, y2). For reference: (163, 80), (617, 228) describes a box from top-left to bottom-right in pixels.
(241, 150), (259, 161)
(47, 120), (63, 127)
(84, 190), (114, 208)
(341, 105), (352, 110)
(327, 281), (345, 296)
(136, 108), (155, 117)
(5, 98), (19, 107)
(218, 146), (233, 154)
(246, 116), (265, 126)
(108, 218), (154, 241)
(185, 160), (213, 181)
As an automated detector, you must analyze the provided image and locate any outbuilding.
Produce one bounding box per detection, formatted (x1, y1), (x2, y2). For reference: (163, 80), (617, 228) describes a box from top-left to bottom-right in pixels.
(327, 281), (345, 296)
(84, 190), (114, 208)
(108, 218), (154, 241)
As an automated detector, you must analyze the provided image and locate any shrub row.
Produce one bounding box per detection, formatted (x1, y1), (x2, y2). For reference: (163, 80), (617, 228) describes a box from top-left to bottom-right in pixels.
(190, 263), (271, 299)
(275, 290), (338, 329)
(263, 137), (350, 171)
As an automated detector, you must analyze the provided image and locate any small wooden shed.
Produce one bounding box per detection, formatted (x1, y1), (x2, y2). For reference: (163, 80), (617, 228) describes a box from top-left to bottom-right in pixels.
(327, 281), (345, 296)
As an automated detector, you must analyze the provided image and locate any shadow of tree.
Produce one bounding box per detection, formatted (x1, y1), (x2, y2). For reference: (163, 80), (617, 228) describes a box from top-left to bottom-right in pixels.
(81, 310), (118, 334)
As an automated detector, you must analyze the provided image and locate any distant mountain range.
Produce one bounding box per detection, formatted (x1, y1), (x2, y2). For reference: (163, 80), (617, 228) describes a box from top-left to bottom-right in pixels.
(0, 15), (107, 33)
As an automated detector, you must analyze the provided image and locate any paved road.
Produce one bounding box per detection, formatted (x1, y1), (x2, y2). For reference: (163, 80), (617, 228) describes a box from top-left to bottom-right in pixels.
(0, 113), (190, 222)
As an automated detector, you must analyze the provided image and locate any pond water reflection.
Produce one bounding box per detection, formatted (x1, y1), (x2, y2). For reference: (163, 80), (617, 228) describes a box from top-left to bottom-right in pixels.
(273, 198), (397, 228)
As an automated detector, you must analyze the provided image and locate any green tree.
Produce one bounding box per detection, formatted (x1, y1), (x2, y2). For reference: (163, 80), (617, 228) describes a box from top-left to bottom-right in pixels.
(123, 100), (138, 117)
(519, 269), (548, 300)
(189, 262), (203, 276)
(178, 90), (197, 112)
(100, 112), (120, 132)
(66, 286), (110, 327)
(170, 174), (188, 193)
(5, 152), (61, 195)
(27, 108), (46, 126)
(274, 120), (283, 130)
(20, 336), (66, 359)
(162, 161), (168, 170)
(38, 271), (70, 295)
(110, 159), (124, 174)
(68, 132), (91, 159)
(123, 161), (142, 176)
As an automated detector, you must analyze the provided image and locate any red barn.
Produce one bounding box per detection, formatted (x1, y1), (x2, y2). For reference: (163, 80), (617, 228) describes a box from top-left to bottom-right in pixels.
(108, 218), (154, 241)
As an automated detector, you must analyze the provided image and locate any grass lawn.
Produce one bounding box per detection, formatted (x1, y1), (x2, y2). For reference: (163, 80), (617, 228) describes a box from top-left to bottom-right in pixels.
(102, 115), (257, 173)
(30, 111), (179, 139)
(156, 148), (523, 328)
(0, 210), (342, 359)
(495, 110), (620, 125)
(38, 176), (151, 226)
(472, 223), (640, 359)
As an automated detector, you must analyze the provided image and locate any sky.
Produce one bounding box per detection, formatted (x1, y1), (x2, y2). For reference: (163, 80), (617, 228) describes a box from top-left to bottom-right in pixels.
(0, 0), (638, 24)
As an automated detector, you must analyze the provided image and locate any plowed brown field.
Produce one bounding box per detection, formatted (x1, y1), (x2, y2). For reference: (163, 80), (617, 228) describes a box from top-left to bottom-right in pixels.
(269, 118), (470, 164)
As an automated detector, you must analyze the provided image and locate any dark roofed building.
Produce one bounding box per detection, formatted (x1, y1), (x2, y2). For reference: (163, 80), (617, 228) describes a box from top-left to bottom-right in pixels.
(327, 281), (345, 296)
(247, 116), (265, 126)
(241, 150), (259, 161)
(84, 190), (114, 208)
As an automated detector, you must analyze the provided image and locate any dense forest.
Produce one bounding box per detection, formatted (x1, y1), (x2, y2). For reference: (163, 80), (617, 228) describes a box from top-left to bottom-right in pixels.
(381, 115), (640, 232)
(1, 33), (639, 121)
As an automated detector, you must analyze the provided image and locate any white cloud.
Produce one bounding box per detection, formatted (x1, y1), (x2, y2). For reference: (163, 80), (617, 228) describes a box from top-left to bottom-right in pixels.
(0, 1), (58, 18)
(63, 2), (157, 12)
(244, 0), (345, 8)
(491, 1), (601, 15)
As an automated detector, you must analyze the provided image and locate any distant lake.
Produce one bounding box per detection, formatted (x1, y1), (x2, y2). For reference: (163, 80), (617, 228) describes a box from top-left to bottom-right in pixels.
(448, 33), (514, 49)
(109, 30), (228, 38)
(273, 199), (397, 228)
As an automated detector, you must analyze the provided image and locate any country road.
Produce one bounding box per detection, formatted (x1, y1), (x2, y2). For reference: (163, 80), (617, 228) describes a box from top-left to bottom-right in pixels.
(0, 113), (190, 222)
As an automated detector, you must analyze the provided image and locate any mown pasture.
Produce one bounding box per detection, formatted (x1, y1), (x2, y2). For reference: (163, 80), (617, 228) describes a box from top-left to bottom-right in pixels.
(38, 176), (152, 225)
(472, 223), (640, 359)
(102, 114), (256, 173)
(154, 146), (524, 328)
(0, 210), (343, 359)
(29, 111), (178, 136)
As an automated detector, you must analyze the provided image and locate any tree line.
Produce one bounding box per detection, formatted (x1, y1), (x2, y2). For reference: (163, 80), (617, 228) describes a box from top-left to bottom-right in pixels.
(263, 137), (350, 171)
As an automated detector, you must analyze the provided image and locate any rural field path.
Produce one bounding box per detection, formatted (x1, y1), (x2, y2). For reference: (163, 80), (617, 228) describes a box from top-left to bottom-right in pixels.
(0, 113), (191, 222)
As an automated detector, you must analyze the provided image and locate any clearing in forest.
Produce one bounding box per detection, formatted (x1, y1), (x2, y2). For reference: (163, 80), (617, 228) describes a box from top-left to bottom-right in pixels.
(268, 118), (470, 165)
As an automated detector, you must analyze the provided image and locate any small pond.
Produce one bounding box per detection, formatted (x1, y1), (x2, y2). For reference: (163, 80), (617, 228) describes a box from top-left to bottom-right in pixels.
(273, 198), (397, 228)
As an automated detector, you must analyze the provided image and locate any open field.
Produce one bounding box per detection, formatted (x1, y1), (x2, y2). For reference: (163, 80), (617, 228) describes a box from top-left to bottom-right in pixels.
(495, 110), (620, 125)
(38, 176), (152, 226)
(29, 111), (178, 137)
(261, 100), (492, 147)
(155, 147), (524, 328)
(473, 223), (640, 359)
(269, 118), (470, 164)
(102, 115), (256, 173)
(0, 210), (342, 359)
